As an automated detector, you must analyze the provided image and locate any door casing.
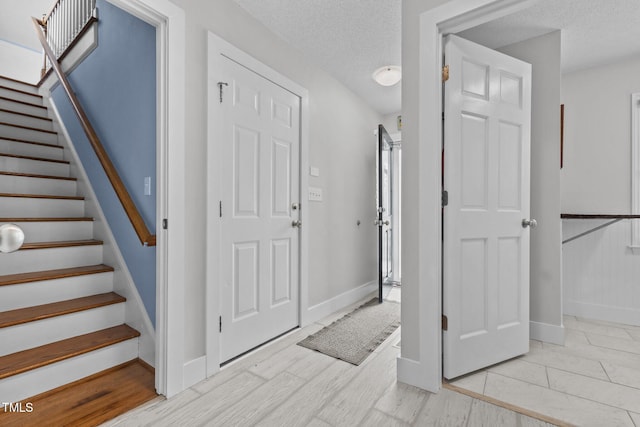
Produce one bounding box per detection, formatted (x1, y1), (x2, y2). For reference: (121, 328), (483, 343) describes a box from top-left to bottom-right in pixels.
(206, 32), (310, 377)
(398, 0), (540, 393)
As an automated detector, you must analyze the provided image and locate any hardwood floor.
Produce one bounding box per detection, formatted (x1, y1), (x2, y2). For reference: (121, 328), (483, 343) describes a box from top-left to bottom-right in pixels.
(0, 359), (157, 427)
(102, 297), (555, 427)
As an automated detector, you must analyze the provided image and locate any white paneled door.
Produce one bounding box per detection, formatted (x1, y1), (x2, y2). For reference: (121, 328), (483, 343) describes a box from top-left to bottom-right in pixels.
(443, 35), (532, 379)
(219, 56), (301, 362)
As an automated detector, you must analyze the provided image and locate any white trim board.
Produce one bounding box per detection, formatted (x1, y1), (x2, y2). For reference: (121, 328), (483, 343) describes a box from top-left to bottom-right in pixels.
(305, 281), (377, 325)
(529, 321), (564, 346)
(631, 93), (640, 252)
(104, 0), (186, 398)
(399, 0), (540, 394)
(564, 300), (640, 327)
(206, 31), (310, 378)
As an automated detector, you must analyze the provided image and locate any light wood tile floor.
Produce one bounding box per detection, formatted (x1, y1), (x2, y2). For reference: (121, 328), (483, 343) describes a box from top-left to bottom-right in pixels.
(450, 316), (640, 427)
(102, 296), (552, 427)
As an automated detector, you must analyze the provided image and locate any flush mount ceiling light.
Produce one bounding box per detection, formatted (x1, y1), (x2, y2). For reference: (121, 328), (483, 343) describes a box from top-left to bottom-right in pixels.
(372, 65), (402, 86)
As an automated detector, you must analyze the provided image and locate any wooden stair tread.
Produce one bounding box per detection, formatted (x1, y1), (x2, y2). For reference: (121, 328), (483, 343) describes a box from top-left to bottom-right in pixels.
(0, 152), (69, 164)
(0, 96), (47, 110)
(0, 136), (62, 149)
(0, 171), (77, 181)
(0, 75), (38, 88)
(0, 193), (83, 200)
(20, 239), (103, 250)
(0, 324), (140, 380)
(0, 264), (114, 286)
(0, 292), (125, 329)
(0, 108), (53, 122)
(0, 360), (157, 427)
(0, 121), (57, 134)
(0, 217), (93, 222)
(0, 85), (42, 99)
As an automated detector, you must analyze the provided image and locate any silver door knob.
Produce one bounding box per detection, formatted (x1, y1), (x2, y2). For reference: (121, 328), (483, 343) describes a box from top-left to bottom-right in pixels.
(292, 220), (302, 228)
(0, 223), (25, 253)
(522, 219), (537, 229)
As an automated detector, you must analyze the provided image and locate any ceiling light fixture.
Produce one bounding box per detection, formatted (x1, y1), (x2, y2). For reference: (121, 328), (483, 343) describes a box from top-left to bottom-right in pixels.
(372, 65), (402, 86)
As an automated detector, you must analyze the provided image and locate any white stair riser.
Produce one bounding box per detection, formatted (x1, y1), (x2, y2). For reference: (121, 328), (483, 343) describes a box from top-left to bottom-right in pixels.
(0, 99), (48, 118)
(0, 303), (125, 357)
(0, 245), (103, 275)
(0, 111), (53, 132)
(0, 338), (138, 403)
(0, 139), (63, 160)
(0, 78), (39, 95)
(0, 197), (84, 217)
(0, 156), (69, 177)
(0, 175), (76, 196)
(0, 221), (93, 243)
(0, 123), (57, 144)
(0, 88), (42, 106)
(0, 272), (113, 311)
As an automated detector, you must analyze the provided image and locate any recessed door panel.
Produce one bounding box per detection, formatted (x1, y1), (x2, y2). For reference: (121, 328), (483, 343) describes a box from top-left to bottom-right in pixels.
(462, 59), (489, 100)
(461, 113), (488, 210)
(233, 242), (259, 320)
(497, 237), (520, 328)
(498, 121), (522, 211)
(272, 138), (291, 217)
(460, 238), (488, 338)
(271, 238), (291, 306)
(234, 126), (260, 217)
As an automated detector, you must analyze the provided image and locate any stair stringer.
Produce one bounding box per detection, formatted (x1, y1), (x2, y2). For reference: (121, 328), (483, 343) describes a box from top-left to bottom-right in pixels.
(44, 95), (156, 368)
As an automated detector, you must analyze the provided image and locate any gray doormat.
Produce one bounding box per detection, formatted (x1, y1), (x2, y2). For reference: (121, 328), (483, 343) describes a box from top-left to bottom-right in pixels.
(297, 298), (400, 365)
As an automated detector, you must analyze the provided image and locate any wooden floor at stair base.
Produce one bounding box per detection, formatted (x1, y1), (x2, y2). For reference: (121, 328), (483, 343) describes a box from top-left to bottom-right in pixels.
(0, 359), (157, 427)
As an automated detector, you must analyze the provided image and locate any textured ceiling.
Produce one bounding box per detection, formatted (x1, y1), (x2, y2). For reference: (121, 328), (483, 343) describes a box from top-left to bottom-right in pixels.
(459, 0), (640, 73)
(0, 0), (52, 52)
(235, 0), (640, 115)
(3, 1), (640, 115)
(233, 0), (402, 115)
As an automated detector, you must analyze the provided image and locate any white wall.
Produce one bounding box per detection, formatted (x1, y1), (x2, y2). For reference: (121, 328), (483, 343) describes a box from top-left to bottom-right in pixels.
(381, 112), (401, 134)
(561, 57), (640, 214)
(499, 31), (564, 343)
(0, 40), (41, 84)
(563, 219), (640, 326)
(167, 0), (381, 365)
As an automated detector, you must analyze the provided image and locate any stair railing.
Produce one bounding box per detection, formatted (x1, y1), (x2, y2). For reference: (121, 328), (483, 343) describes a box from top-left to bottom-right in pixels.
(32, 17), (157, 247)
(40, 0), (97, 77)
(561, 214), (640, 244)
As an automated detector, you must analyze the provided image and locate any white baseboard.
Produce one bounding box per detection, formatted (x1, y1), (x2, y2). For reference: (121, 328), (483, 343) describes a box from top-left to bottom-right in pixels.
(304, 280), (377, 325)
(530, 320), (565, 345)
(183, 356), (206, 389)
(564, 300), (640, 327)
(397, 356), (440, 393)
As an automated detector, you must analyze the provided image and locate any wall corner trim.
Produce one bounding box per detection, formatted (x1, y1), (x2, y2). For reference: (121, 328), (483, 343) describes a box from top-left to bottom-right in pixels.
(529, 320), (565, 345)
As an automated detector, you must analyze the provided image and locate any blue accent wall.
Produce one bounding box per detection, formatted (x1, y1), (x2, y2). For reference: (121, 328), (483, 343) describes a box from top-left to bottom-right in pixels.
(52, 0), (157, 324)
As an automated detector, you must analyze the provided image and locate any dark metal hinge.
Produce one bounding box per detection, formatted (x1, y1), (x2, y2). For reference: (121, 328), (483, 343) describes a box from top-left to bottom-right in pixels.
(162, 218), (168, 229)
(217, 82), (228, 103)
(442, 65), (449, 82)
(219, 201), (222, 218)
(219, 316), (222, 333)
(442, 190), (448, 207)
(442, 315), (448, 331)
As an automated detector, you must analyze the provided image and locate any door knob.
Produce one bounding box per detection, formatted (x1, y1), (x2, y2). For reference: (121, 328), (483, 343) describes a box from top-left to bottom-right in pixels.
(292, 220), (302, 228)
(522, 219), (537, 229)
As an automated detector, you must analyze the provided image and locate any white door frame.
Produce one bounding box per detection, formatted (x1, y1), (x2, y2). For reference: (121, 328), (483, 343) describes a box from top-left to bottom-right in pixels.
(105, 0), (186, 398)
(206, 32), (310, 376)
(399, 0), (539, 393)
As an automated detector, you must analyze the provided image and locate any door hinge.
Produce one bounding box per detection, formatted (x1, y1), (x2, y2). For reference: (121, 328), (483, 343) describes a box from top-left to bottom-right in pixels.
(217, 82), (228, 103)
(219, 315), (222, 333)
(219, 201), (222, 218)
(442, 65), (449, 82)
(442, 314), (448, 331)
(162, 218), (168, 230)
(442, 190), (448, 207)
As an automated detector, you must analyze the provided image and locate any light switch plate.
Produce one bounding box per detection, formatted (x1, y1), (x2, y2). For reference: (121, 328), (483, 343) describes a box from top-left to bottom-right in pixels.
(310, 166), (320, 177)
(308, 187), (322, 201)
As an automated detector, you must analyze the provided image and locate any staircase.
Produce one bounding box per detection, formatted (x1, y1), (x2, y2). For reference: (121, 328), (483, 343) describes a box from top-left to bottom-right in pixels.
(0, 75), (152, 410)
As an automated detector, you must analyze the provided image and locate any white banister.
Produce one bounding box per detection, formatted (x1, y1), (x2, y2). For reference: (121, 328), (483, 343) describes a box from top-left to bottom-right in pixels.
(40, 0), (96, 77)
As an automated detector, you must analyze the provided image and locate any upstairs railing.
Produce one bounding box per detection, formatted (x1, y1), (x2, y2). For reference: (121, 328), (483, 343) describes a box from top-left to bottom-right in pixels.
(40, 0), (97, 77)
(561, 214), (640, 244)
(33, 15), (156, 247)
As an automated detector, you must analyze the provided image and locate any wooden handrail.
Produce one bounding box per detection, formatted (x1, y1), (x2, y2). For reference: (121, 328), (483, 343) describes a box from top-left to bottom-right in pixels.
(561, 214), (640, 219)
(32, 17), (156, 247)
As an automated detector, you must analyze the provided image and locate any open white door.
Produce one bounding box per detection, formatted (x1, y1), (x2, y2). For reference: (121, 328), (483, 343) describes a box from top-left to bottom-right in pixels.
(443, 35), (532, 379)
(219, 55), (301, 362)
